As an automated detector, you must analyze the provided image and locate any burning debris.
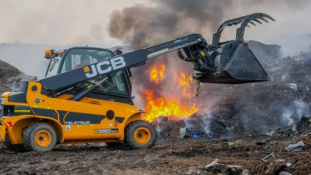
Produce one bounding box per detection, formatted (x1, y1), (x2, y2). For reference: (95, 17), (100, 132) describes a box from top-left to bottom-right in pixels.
(141, 61), (198, 122)
(149, 65), (166, 84)
(142, 39), (311, 141)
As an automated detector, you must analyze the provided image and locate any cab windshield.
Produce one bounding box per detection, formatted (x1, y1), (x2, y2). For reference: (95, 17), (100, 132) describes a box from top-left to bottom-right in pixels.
(45, 48), (129, 96)
(61, 48), (115, 73)
(45, 48), (115, 78)
(45, 56), (62, 78)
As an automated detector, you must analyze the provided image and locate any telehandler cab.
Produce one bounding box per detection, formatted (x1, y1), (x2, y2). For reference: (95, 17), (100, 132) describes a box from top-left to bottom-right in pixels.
(0, 13), (274, 152)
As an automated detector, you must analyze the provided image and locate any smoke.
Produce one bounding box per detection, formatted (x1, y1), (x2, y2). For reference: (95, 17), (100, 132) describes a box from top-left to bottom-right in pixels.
(108, 1), (231, 49)
(201, 115), (213, 138)
(107, 1), (311, 126)
(281, 108), (295, 126)
(295, 100), (310, 119)
(281, 100), (310, 127)
(182, 119), (194, 130)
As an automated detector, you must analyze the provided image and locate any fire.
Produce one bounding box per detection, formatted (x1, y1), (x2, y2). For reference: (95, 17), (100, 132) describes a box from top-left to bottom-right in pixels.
(149, 65), (166, 84)
(177, 72), (194, 98)
(143, 66), (198, 122)
(143, 90), (198, 122)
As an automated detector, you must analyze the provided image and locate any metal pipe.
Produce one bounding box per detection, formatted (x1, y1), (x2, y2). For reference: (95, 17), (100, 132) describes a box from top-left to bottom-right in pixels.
(177, 50), (198, 62)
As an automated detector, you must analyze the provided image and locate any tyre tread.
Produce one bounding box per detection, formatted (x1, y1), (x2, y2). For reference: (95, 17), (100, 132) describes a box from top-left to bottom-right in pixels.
(23, 123), (57, 152)
(125, 121), (157, 149)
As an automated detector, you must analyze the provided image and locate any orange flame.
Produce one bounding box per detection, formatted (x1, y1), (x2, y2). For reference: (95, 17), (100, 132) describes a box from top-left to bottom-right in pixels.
(143, 90), (198, 122)
(149, 65), (166, 84)
(143, 65), (197, 122)
(177, 72), (194, 98)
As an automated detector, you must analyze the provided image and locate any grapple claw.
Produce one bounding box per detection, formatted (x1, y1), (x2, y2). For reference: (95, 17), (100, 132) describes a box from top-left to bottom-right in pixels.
(194, 13), (275, 84)
(212, 13), (275, 45)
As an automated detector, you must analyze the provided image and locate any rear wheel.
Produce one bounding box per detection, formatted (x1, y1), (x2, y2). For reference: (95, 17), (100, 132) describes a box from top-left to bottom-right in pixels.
(125, 121), (156, 149)
(23, 123), (57, 152)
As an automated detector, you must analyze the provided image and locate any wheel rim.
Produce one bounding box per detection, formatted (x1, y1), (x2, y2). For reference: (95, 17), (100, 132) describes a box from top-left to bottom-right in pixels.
(134, 127), (151, 145)
(34, 130), (52, 148)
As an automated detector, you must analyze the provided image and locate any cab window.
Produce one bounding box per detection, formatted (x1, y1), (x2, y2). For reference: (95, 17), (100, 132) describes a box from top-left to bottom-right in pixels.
(63, 49), (129, 96)
(46, 57), (61, 78)
(76, 71), (129, 96)
(61, 48), (115, 73)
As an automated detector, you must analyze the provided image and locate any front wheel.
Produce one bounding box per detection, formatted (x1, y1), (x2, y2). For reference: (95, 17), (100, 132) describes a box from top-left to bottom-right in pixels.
(125, 121), (157, 149)
(23, 123), (57, 152)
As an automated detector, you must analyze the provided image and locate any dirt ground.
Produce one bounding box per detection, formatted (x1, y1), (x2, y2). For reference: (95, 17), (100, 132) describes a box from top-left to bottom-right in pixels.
(0, 134), (310, 175)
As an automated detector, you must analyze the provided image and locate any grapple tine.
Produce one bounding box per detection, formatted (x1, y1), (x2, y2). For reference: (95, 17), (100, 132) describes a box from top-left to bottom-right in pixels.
(258, 17), (269, 23)
(249, 21), (256, 26)
(261, 14), (275, 21)
(252, 18), (262, 24)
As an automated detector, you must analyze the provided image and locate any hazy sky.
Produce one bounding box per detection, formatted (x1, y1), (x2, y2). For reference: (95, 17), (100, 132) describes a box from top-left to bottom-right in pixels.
(0, 0), (311, 46)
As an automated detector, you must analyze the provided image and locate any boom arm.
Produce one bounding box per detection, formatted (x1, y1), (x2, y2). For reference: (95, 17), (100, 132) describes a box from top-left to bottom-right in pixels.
(40, 34), (205, 91)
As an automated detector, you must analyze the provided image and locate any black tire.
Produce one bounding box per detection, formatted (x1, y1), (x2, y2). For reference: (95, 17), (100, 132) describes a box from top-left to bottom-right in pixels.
(125, 120), (157, 149)
(23, 123), (57, 152)
(4, 134), (26, 152)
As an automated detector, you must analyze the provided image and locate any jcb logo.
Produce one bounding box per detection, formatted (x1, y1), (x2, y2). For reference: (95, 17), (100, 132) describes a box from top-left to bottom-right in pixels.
(85, 57), (126, 78)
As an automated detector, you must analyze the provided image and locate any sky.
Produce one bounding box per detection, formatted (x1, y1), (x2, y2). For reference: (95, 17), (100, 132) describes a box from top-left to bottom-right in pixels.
(0, 0), (311, 46)
(1, 0), (311, 78)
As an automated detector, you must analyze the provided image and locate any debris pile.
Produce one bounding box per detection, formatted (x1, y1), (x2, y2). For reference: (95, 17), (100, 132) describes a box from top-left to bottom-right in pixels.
(0, 60), (35, 94)
(0, 60), (35, 115)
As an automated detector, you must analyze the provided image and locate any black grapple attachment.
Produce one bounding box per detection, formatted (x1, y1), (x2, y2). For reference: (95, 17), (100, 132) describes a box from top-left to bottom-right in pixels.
(182, 13), (275, 84)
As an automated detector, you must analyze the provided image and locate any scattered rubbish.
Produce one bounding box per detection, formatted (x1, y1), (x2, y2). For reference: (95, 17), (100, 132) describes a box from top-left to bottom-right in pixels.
(179, 127), (187, 138)
(279, 172), (292, 175)
(256, 138), (270, 145)
(276, 159), (285, 162)
(205, 159), (244, 174)
(191, 131), (202, 139)
(241, 169), (250, 175)
(286, 141), (304, 152)
(228, 142), (235, 146)
(226, 165), (244, 174)
(287, 83), (297, 91)
(261, 153), (274, 163)
(205, 159), (219, 169)
(286, 162), (292, 167)
(156, 116), (168, 123)
(179, 127), (193, 139)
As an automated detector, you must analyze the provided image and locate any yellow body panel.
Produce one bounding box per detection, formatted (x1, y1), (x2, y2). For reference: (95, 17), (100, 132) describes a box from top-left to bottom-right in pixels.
(0, 81), (143, 145)
(0, 125), (5, 141)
